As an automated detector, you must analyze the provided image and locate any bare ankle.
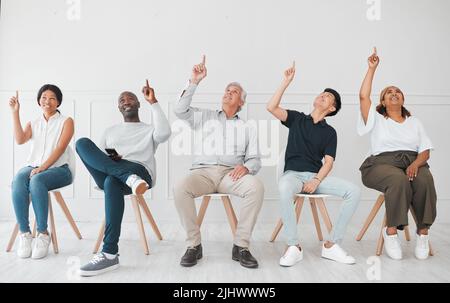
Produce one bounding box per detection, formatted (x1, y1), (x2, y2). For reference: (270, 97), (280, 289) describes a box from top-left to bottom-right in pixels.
(386, 227), (397, 235)
(324, 241), (335, 248)
(418, 228), (429, 236)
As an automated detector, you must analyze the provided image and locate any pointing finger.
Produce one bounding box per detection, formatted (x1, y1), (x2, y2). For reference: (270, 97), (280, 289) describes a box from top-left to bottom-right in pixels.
(202, 55), (206, 65)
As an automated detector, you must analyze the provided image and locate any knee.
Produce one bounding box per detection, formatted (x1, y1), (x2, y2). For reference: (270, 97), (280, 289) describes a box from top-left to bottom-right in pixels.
(29, 175), (46, 192)
(414, 171), (435, 188)
(278, 177), (298, 197)
(12, 171), (30, 191)
(242, 176), (265, 204)
(346, 183), (361, 200)
(387, 175), (411, 192)
(75, 137), (92, 152)
(249, 177), (265, 196)
(173, 176), (195, 199)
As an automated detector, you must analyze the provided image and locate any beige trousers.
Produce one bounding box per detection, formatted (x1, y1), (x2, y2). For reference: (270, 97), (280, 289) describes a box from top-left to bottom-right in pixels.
(173, 165), (264, 248)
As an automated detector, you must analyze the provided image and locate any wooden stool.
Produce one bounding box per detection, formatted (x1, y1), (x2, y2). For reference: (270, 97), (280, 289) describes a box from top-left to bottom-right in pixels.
(356, 194), (434, 256)
(196, 194), (238, 236)
(6, 188), (82, 254)
(270, 194), (333, 242)
(93, 189), (162, 255)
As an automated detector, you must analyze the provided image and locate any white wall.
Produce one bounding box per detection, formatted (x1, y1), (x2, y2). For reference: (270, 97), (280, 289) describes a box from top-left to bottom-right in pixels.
(1, 0), (449, 226)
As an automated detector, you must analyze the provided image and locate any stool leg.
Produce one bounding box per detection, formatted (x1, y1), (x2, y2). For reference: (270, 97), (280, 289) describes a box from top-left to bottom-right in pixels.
(48, 195), (59, 254)
(53, 191), (82, 239)
(93, 219), (105, 254)
(429, 242), (435, 256)
(137, 195), (163, 240)
(309, 198), (323, 241)
(270, 219), (283, 242)
(315, 198), (332, 233)
(196, 196), (211, 227)
(356, 194), (385, 241)
(222, 196), (238, 236)
(376, 213), (387, 256)
(295, 197), (305, 223)
(32, 220), (37, 238)
(404, 225), (411, 241)
(6, 224), (19, 252)
(131, 195), (149, 255)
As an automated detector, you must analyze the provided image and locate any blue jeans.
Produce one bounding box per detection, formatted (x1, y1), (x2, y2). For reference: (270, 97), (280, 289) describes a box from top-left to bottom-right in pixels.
(12, 165), (72, 233)
(75, 138), (152, 255)
(278, 170), (361, 246)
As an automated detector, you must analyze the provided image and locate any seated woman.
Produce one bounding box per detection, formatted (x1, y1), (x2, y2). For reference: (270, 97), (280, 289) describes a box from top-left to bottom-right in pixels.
(9, 85), (74, 259)
(358, 48), (437, 260)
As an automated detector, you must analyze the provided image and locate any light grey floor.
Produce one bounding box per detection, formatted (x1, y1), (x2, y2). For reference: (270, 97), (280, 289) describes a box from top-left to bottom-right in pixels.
(0, 220), (449, 283)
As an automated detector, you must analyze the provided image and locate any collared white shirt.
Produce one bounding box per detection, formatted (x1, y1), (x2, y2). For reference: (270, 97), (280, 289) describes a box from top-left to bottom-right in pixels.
(27, 112), (71, 169)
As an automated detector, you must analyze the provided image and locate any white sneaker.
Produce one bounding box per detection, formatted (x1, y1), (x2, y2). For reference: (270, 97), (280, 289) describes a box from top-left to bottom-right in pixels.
(279, 245), (303, 267)
(17, 232), (33, 259)
(415, 234), (430, 260)
(321, 243), (356, 264)
(126, 174), (149, 195)
(382, 227), (402, 260)
(31, 233), (51, 259)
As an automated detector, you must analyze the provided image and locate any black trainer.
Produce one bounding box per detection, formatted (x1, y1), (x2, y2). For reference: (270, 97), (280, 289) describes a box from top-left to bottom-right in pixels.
(180, 244), (203, 267)
(232, 245), (259, 269)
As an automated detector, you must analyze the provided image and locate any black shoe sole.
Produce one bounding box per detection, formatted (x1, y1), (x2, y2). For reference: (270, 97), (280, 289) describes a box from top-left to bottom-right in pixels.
(180, 253), (203, 267)
(232, 255), (258, 269)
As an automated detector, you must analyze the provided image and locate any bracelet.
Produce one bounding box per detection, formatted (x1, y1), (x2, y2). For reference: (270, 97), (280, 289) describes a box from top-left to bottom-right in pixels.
(313, 176), (322, 183)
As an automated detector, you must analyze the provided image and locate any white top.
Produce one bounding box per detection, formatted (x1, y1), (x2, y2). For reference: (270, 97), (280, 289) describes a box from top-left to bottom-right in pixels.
(99, 103), (171, 187)
(357, 105), (433, 156)
(27, 112), (72, 169)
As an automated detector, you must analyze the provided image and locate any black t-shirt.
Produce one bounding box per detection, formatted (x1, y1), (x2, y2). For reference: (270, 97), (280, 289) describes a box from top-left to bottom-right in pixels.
(281, 110), (337, 173)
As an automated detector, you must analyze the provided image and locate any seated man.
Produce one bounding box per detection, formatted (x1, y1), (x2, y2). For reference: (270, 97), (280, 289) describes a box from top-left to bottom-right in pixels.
(173, 56), (264, 269)
(76, 80), (171, 276)
(267, 62), (361, 266)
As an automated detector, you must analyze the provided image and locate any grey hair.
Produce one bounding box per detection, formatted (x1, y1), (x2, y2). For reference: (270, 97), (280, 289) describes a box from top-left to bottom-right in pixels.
(226, 82), (247, 103)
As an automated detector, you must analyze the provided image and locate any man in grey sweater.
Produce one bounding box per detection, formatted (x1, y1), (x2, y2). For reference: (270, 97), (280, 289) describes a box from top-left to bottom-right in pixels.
(76, 80), (171, 276)
(173, 56), (264, 269)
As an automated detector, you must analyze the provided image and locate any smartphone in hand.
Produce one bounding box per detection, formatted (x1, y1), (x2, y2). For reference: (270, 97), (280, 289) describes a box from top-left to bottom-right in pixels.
(105, 148), (119, 157)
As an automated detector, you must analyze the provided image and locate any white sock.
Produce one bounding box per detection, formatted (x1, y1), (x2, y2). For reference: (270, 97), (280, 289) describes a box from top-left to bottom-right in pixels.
(103, 252), (117, 260)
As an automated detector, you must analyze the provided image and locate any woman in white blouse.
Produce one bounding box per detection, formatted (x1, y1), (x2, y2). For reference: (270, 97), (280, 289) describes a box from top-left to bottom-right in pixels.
(9, 85), (74, 260)
(358, 48), (437, 261)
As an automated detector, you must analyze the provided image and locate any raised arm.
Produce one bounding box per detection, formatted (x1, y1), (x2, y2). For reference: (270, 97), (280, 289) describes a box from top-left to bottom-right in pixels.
(174, 55), (207, 121)
(9, 91), (32, 145)
(266, 62), (295, 122)
(359, 47), (379, 124)
(142, 79), (171, 144)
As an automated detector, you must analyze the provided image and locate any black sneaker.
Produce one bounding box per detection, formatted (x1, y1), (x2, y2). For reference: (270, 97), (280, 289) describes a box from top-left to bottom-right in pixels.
(232, 245), (259, 269)
(180, 244), (203, 267)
